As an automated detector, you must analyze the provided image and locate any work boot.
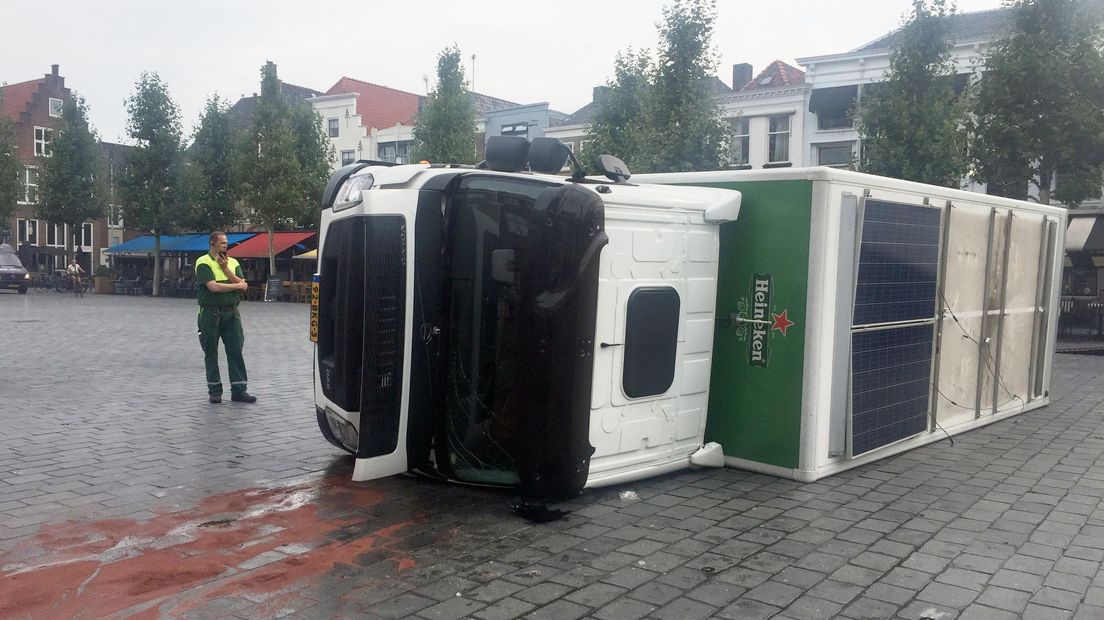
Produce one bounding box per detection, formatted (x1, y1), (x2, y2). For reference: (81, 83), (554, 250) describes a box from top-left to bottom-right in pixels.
(209, 394), (222, 404)
(231, 392), (257, 403)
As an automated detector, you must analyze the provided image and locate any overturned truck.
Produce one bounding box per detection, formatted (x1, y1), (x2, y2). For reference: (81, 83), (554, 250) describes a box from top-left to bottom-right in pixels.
(310, 137), (1066, 496)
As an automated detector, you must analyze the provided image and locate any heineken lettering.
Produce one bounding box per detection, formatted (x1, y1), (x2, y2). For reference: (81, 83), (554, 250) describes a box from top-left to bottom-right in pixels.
(749, 274), (772, 367)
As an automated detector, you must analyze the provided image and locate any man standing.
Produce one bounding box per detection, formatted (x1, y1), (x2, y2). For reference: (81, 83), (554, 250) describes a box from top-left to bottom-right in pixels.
(195, 231), (257, 404)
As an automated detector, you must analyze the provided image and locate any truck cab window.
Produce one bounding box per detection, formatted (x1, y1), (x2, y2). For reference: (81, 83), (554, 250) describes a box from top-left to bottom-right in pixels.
(623, 287), (680, 398)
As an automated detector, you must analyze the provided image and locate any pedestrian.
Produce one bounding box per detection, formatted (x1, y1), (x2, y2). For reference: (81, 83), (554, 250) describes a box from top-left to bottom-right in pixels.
(195, 231), (256, 404)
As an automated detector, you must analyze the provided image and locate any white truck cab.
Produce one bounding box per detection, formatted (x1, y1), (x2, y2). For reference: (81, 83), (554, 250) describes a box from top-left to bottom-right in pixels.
(312, 138), (739, 497)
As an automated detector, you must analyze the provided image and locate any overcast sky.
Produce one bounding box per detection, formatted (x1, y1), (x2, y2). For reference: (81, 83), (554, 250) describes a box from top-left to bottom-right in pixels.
(2, 0), (1006, 144)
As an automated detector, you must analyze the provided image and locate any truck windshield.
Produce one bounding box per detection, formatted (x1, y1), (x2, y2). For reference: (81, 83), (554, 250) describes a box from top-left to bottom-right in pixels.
(443, 176), (555, 485)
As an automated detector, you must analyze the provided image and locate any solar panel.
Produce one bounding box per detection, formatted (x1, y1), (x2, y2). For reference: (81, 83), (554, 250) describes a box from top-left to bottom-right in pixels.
(850, 200), (941, 455)
(851, 325), (933, 455)
(853, 201), (941, 326)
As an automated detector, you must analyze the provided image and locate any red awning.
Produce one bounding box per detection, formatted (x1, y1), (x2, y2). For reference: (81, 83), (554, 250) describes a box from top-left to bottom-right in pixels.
(227, 231), (316, 258)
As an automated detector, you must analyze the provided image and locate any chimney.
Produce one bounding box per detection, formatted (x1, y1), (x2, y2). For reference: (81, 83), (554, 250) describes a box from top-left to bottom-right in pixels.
(592, 85), (610, 105)
(51, 64), (59, 76)
(732, 63), (753, 90)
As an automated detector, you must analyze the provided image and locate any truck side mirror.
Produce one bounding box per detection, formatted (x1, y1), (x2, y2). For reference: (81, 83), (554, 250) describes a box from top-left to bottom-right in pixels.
(491, 249), (516, 284)
(596, 154), (631, 182)
(528, 138), (570, 174)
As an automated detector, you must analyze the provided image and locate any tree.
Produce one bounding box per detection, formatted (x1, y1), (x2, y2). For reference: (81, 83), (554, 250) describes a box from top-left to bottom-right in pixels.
(412, 45), (478, 164)
(855, 0), (968, 188)
(120, 72), (185, 296)
(971, 0), (1104, 206)
(288, 92), (333, 227)
(0, 89), (22, 241)
(182, 95), (236, 232)
(234, 61), (330, 273)
(581, 49), (653, 172)
(640, 0), (729, 172)
(37, 94), (107, 261)
(583, 0), (728, 174)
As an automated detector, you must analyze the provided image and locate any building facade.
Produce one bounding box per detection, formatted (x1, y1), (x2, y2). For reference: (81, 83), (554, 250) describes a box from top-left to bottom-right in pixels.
(1, 64), (116, 273)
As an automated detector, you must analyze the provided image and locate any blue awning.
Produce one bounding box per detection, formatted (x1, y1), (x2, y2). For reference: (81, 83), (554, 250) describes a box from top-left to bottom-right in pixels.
(104, 235), (158, 256)
(106, 233), (259, 256)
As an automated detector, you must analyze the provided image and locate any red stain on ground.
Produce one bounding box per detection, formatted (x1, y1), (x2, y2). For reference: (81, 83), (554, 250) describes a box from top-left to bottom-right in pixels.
(0, 476), (429, 619)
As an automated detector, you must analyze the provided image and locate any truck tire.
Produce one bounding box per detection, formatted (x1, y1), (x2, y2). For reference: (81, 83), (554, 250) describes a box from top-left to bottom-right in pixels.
(18, 286), (27, 294)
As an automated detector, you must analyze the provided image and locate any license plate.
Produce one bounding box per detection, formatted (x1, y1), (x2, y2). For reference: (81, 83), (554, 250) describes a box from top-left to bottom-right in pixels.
(309, 276), (319, 342)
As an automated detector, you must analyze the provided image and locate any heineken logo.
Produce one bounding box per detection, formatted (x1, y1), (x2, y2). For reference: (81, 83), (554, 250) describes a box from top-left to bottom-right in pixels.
(733, 273), (797, 368)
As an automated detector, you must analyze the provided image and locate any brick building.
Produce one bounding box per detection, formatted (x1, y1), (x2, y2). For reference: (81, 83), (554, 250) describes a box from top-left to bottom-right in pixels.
(1, 64), (117, 273)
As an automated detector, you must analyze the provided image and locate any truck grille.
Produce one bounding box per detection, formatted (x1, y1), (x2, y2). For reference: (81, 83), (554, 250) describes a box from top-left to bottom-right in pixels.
(318, 215), (406, 457)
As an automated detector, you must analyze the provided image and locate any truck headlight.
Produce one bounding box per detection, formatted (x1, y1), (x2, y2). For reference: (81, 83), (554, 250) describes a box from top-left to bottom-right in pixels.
(334, 174), (374, 212)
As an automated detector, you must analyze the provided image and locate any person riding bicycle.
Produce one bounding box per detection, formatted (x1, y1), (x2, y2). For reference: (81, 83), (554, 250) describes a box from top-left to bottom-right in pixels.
(65, 258), (85, 296)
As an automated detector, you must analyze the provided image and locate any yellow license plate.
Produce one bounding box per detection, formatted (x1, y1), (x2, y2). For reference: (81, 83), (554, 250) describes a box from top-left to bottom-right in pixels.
(309, 280), (319, 342)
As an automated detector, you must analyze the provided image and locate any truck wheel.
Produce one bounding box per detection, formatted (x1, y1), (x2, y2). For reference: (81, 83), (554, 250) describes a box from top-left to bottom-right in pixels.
(18, 287), (27, 294)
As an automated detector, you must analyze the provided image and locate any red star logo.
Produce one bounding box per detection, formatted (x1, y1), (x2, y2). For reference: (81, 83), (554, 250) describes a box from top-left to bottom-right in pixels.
(771, 310), (795, 336)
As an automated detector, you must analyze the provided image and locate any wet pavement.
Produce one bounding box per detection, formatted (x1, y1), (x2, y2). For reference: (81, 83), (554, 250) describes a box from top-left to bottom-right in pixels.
(1, 292), (1103, 619)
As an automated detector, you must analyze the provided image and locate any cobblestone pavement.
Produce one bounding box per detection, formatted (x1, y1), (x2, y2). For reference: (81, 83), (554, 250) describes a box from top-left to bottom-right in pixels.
(2, 292), (1103, 619)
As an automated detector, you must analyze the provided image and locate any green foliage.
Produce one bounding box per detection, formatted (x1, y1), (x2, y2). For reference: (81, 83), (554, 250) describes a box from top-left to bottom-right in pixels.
(289, 93), (334, 227)
(581, 50), (652, 172)
(412, 45), (478, 164)
(642, 0), (729, 172)
(37, 94), (107, 255)
(233, 62), (331, 270)
(0, 89), (22, 237)
(583, 0), (729, 174)
(119, 72), (185, 296)
(120, 72), (184, 235)
(182, 95), (236, 231)
(855, 0), (967, 188)
(971, 0), (1104, 206)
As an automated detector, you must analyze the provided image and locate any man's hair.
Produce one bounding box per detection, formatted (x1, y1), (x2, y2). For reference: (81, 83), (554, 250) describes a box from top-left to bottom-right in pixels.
(209, 231), (226, 245)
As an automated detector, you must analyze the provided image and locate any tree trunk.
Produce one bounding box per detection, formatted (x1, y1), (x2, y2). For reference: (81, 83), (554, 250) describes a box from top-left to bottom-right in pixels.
(152, 235), (162, 296)
(267, 228), (276, 275)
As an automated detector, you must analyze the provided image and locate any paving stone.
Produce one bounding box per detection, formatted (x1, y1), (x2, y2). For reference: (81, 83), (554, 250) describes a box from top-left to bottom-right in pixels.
(744, 579), (803, 607)
(917, 582), (980, 608)
(977, 585), (1034, 613)
(592, 597), (657, 620)
(958, 603), (1021, 620)
(523, 599), (588, 620)
(715, 598), (781, 620)
(685, 580), (745, 607)
(473, 597), (535, 620)
(1020, 603), (1073, 620)
(989, 568), (1045, 592)
(842, 596), (899, 620)
(651, 596), (716, 620)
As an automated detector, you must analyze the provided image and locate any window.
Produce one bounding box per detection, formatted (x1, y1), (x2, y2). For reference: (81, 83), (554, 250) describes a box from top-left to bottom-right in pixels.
(80, 223), (93, 248)
(49, 97), (64, 118)
(340, 150), (355, 165)
(500, 123), (529, 138)
(47, 222), (65, 247)
(377, 141), (412, 164)
(818, 143), (853, 169)
(34, 127), (52, 157)
(730, 117), (750, 166)
(17, 219), (38, 245)
(768, 115), (790, 163)
(759, 75), (774, 86)
(21, 167), (38, 204)
(327, 118), (339, 138)
(817, 108), (852, 130)
(623, 287), (681, 398)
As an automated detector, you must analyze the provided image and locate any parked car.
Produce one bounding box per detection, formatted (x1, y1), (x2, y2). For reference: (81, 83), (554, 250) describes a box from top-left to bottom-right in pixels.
(0, 243), (30, 294)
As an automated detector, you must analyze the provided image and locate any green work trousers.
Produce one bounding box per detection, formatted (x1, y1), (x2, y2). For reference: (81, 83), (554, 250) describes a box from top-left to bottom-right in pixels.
(198, 305), (248, 396)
